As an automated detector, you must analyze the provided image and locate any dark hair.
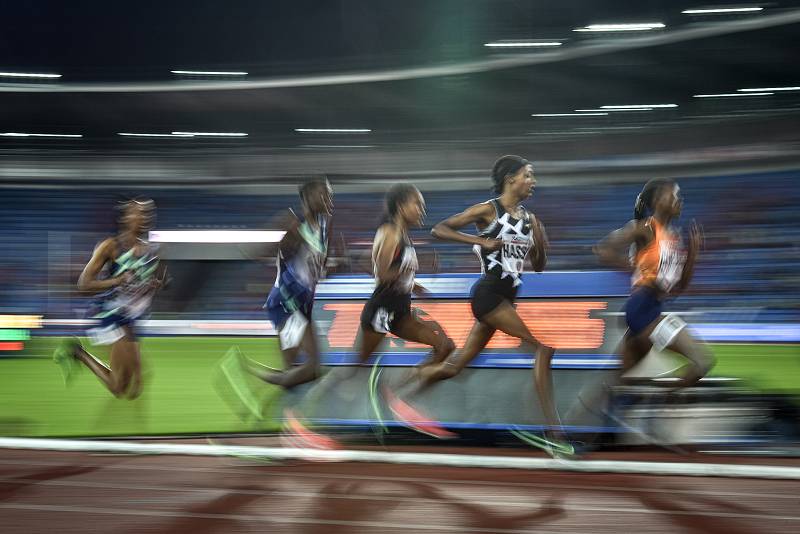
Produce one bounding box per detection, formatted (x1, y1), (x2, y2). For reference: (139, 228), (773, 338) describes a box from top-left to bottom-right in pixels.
(381, 183), (419, 225)
(299, 176), (330, 207)
(115, 196), (155, 232)
(491, 155), (530, 194)
(633, 178), (674, 220)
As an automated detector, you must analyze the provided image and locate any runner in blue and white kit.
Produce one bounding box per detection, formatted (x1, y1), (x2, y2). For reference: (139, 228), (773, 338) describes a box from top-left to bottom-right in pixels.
(222, 177), (333, 401)
(53, 198), (165, 399)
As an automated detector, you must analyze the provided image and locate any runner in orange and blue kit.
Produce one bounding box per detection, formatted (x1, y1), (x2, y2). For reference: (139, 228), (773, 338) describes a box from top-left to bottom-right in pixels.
(595, 178), (715, 388)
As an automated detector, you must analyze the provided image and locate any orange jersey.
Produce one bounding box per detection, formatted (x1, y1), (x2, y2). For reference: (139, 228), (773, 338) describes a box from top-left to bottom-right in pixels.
(632, 218), (686, 292)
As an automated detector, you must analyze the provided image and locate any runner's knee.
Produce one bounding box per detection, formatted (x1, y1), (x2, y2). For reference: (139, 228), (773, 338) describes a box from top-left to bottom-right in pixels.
(689, 347), (715, 378)
(110, 378), (128, 398)
(435, 337), (455, 357)
(438, 360), (460, 380)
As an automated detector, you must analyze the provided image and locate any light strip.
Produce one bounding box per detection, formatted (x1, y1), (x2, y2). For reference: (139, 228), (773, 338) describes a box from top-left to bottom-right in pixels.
(0, 132), (82, 138)
(171, 131), (248, 137)
(682, 7), (764, 15)
(118, 132), (194, 138)
(170, 70), (248, 76)
(148, 230), (286, 243)
(601, 104), (678, 109)
(738, 86), (800, 92)
(0, 71), (62, 79)
(574, 108), (653, 112)
(573, 23), (665, 32)
(300, 145), (375, 148)
(484, 41), (563, 48)
(693, 92), (773, 97)
(294, 128), (372, 133)
(532, 113), (608, 117)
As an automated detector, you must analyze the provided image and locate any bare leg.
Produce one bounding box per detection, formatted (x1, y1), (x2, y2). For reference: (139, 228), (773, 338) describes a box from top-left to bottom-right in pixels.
(408, 317), (455, 368)
(73, 343), (115, 391)
(479, 301), (560, 432)
(665, 328), (715, 388)
(619, 332), (655, 386)
(280, 344), (298, 371)
(565, 332), (649, 424)
(298, 326), (385, 409)
(622, 317), (714, 389)
(356, 327), (388, 364)
(391, 314), (455, 368)
(75, 327), (141, 398)
(418, 321), (495, 385)
(262, 325), (322, 388)
(120, 341), (143, 400)
(243, 346), (298, 379)
(108, 334), (140, 398)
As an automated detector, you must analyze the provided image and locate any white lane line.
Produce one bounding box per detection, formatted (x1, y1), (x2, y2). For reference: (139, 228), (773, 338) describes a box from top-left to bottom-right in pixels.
(0, 502), (566, 534)
(1, 476), (798, 522)
(2, 437), (800, 480)
(1, 457), (798, 501)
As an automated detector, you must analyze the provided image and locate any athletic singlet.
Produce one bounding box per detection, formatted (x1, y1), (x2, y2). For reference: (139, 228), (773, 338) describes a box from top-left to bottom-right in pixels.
(373, 225), (417, 296)
(274, 214), (328, 293)
(632, 217), (686, 293)
(93, 239), (160, 320)
(473, 198), (534, 287)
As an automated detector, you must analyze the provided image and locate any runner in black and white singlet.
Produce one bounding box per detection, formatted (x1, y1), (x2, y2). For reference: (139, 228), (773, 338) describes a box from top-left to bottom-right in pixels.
(418, 155), (573, 455)
(358, 184), (453, 367)
(287, 184), (456, 445)
(359, 218), (418, 337)
(53, 198), (166, 399)
(470, 196), (535, 320)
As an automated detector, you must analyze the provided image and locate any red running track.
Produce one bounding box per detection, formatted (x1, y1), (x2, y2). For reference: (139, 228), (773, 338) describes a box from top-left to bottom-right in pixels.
(1, 441), (800, 533)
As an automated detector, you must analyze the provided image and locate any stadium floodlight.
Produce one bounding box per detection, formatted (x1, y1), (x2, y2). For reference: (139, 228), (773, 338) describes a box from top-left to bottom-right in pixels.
(300, 145), (375, 148)
(574, 108), (653, 112)
(573, 23), (665, 32)
(682, 7), (763, 15)
(0, 71), (62, 79)
(693, 92), (773, 98)
(738, 86), (800, 92)
(294, 128), (372, 133)
(484, 41), (563, 48)
(171, 131), (248, 137)
(532, 113), (608, 117)
(601, 104), (678, 109)
(170, 70), (248, 76)
(0, 132), (82, 138)
(118, 132), (194, 138)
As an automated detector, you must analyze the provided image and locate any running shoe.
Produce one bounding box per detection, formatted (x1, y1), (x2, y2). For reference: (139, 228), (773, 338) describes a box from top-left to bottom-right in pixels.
(218, 346), (262, 420)
(511, 427), (576, 459)
(281, 409), (340, 450)
(53, 337), (80, 386)
(383, 386), (456, 439)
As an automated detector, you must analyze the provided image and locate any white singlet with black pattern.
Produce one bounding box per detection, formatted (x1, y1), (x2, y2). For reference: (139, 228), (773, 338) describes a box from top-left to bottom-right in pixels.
(472, 198), (534, 288)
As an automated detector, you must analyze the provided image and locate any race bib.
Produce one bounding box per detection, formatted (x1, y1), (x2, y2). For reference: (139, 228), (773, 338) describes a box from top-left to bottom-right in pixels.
(501, 237), (530, 274)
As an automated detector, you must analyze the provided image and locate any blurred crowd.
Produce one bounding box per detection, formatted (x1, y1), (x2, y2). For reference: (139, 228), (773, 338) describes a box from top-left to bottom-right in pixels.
(1, 169), (798, 321)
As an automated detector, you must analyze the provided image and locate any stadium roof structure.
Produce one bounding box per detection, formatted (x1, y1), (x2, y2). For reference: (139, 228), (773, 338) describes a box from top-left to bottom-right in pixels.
(1, 0), (799, 186)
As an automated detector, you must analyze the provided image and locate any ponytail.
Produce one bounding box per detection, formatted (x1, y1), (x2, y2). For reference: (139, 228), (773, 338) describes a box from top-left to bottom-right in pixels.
(633, 178), (672, 220)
